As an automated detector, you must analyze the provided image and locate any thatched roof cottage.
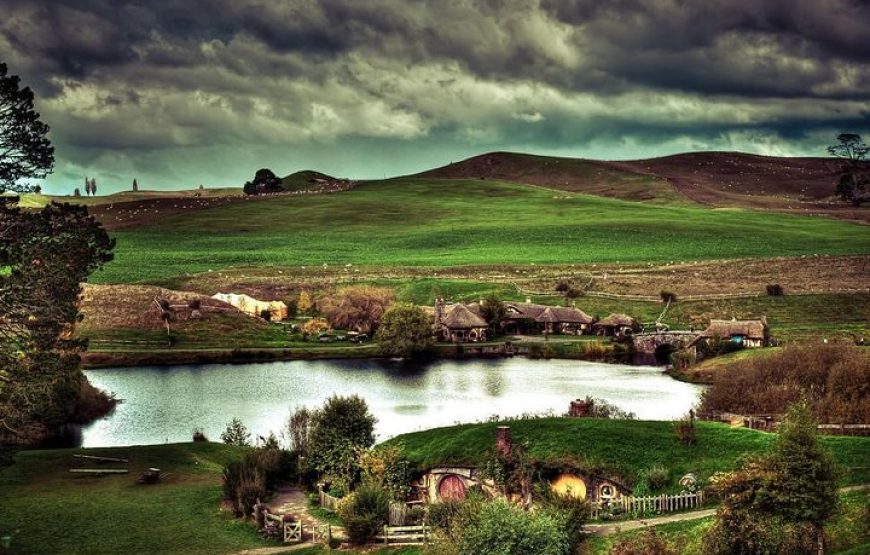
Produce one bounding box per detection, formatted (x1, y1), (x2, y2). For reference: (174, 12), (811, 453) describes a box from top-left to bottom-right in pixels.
(699, 318), (769, 348)
(435, 298), (489, 343)
(593, 313), (636, 338)
(500, 299), (594, 335)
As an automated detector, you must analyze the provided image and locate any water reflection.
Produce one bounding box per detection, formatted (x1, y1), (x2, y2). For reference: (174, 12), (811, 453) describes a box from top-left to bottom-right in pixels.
(79, 358), (705, 448)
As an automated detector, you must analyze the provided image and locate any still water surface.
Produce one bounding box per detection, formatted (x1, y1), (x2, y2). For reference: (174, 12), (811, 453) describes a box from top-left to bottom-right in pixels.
(81, 358), (705, 447)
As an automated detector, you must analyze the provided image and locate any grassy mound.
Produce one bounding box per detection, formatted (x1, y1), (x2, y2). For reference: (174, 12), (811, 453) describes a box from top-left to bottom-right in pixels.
(388, 418), (870, 487)
(280, 170), (339, 191)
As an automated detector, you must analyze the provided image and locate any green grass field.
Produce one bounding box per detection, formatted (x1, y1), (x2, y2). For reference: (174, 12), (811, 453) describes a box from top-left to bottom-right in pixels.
(389, 418), (870, 488)
(90, 178), (870, 284)
(0, 443), (264, 555)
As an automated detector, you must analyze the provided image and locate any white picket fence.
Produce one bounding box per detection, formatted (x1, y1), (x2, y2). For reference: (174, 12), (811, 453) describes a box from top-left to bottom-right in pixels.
(590, 491), (704, 519)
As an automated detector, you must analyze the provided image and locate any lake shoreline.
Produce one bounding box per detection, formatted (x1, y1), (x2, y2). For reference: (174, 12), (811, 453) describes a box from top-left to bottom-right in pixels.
(81, 342), (640, 369)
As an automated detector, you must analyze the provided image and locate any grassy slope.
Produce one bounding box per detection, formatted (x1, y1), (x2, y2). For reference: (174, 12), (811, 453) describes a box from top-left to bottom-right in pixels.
(0, 443), (267, 555)
(93, 178), (869, 284)
(390, 419), (870, 487)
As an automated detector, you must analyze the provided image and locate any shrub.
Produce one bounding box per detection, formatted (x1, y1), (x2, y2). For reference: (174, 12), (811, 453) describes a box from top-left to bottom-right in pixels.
(302, 317), (330, 336)
(187, 298), (202, 310)
(336, 482), (390, 544)
(308, 395), (377, 492)
(344, 514), (383, 545)
(221, 418), (251, 446)
(458, 499), (569, 555)
(536, 487), (590, 553)
(555, 281), (570, 294)
(645, 465), (670, 492)
(611, 529), (676, 555)
(766, 283), (784, 296)
(259, 309), (272, 321)
(192, 428), (208, 442)
(674, 413), (696, 446)
(659, 290), (678, 304)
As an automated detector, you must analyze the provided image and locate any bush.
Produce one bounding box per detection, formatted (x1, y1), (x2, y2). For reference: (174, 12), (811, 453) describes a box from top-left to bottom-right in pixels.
(766, 283), (784, 296)
(659, 290), (678, 304)
(344, 514), (383, 545)
(220, 418), (251, 446)
(458, 499), (569, 555)
(192, 428), (208, 442)
(536, 487), (590, 553)
(336, 482), (390, 544)
(645, 465), (670, 492)
(674, 413), (696, 446)
(611, 529), (676, 555)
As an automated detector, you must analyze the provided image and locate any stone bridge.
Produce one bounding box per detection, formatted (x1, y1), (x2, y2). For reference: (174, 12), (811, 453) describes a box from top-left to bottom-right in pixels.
(632, 331), (701, 354)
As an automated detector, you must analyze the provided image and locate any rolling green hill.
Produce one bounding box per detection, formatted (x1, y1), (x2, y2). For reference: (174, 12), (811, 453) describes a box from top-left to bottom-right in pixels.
(417, 151), (684, 203)
(388, 418), (870, 488)
(91, 177), (869, 284)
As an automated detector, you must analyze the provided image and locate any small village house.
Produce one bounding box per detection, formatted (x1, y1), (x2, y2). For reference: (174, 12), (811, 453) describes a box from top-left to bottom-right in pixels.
(593, 313), (637, 339)
(699, 317), (770, 348)
(499, 298), (594, 335)
(434, 298), (489, 342)
(212, 292), (289, 321)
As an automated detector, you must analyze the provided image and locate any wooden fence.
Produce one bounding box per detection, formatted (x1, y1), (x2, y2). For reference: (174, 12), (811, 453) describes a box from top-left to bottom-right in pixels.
(590, 491), (704, 519)
(319, 489), (340, 512)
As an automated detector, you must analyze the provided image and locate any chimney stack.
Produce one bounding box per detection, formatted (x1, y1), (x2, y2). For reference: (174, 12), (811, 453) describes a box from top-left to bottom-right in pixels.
(496, 426), (512, 457)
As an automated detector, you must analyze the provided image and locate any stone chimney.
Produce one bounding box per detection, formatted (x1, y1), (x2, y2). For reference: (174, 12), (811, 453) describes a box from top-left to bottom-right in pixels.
(435, 297), (445, 324)
(496, 426), (512, 457)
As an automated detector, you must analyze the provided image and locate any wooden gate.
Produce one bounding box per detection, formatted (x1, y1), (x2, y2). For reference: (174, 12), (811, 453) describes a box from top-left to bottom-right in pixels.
(389, 502), (407, 526)
(438, 475), (466, 501)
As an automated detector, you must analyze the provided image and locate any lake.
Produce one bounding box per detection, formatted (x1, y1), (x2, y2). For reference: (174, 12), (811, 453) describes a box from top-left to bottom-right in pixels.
(80, 358), (705, 447)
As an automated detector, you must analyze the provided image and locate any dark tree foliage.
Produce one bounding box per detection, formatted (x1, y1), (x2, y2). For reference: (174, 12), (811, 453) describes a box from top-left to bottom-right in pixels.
(375, 302), (434, 358)
(243, 168), (284, 195)
(828, 133), (869, 206)
(0, 200), (114, 446)
(308, 395), (377, 491)
(704, 400), (838, 555)
(0, 63), (54, 193)
(479, 295), (506, 331)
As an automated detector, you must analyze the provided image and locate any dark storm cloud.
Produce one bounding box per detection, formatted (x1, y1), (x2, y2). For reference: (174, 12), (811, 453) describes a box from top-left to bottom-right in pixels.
(0, 0), (868, 192)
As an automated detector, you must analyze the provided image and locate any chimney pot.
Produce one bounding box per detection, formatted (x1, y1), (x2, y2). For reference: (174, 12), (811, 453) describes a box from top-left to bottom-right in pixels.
(496, 426), (512, 457)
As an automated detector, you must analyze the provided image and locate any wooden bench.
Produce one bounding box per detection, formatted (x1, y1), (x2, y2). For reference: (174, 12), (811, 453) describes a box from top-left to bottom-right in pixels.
(378, 524), (428, 545)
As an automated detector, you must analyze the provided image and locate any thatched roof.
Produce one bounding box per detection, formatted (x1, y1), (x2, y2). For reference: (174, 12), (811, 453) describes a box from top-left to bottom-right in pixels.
(503, 302), (593, 324)
(594, 313), (635, 328)
(441, 304), (488, 329)
(701, 319), (767, 339)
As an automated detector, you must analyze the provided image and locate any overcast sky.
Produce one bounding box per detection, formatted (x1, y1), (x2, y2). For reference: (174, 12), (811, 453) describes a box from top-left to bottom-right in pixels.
(2, 0), (869, 193)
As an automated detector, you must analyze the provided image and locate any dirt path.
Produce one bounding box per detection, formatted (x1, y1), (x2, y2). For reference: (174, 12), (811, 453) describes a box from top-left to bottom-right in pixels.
(230, 485), (343, 555)
(585, 484), (870, 537)
(584, 508), (717, 536)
